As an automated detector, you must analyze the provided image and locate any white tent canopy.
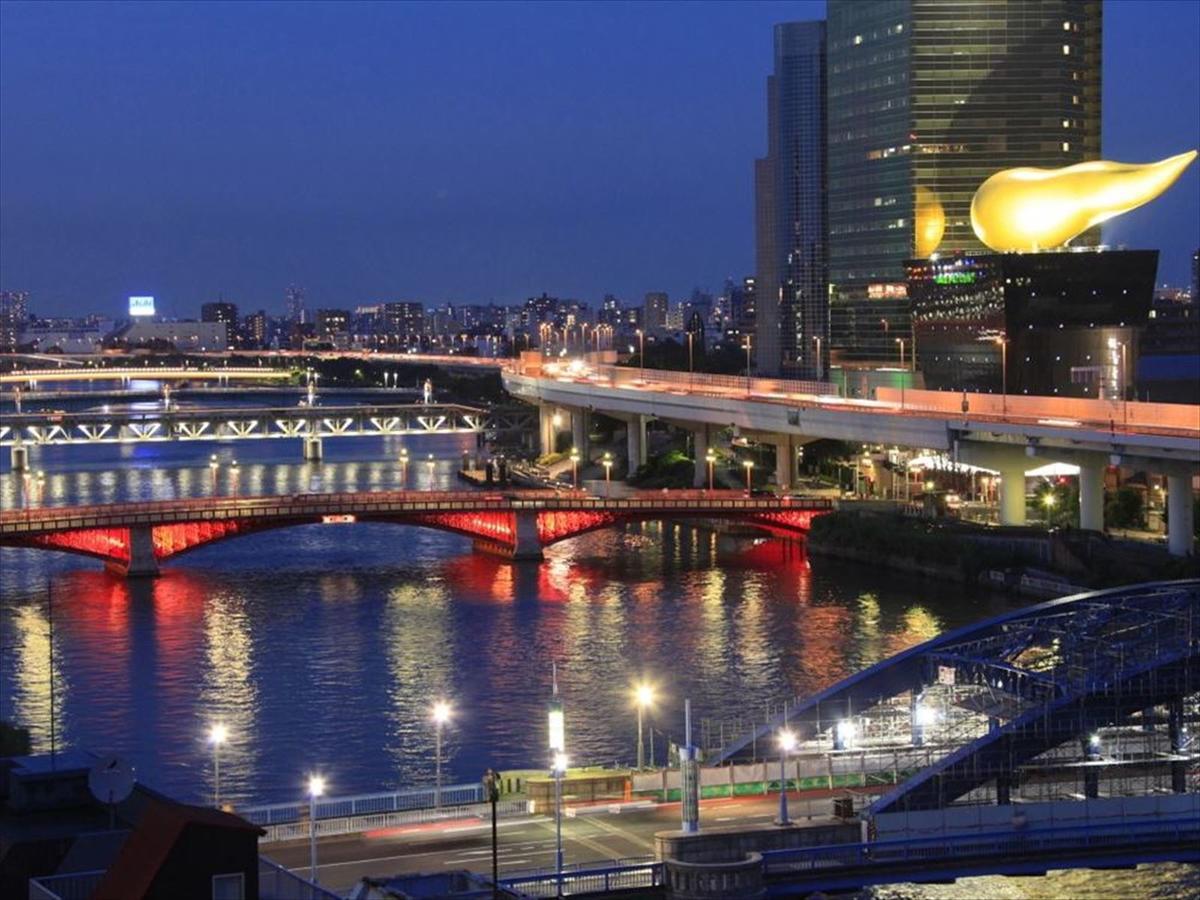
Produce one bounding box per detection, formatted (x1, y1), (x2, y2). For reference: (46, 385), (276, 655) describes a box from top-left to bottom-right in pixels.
(906, 454), (1080, 478)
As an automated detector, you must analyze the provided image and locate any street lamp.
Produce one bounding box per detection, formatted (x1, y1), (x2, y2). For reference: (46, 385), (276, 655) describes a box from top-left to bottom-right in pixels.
(400, 447), (410, 487)
(426, 453), (436, 488)
(896, 337), (906, 369)
(208, 723), (228, 808)
(742, 459), (755, 493)
(548, 670), (566, 897)
(743, 335), (753, 391)
(230, 460), (239, 498)
(307, 775), (326, 885)
(775, 729), (796, 826)
(209, 455), (219, 494)
(813, 335), (823, 381)
(602, 452), (613, 498)
(432, 700), (452, 809)
(570, 450), (580, 489)
(686, 331), (694, 383)
(705, 451), (716, 491)
(636, 329), (645, 380)
(35, 470), (45, 506)
(633, 683), (654, 770)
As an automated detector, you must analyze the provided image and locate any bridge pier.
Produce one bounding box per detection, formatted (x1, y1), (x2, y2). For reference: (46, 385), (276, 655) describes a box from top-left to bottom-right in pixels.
(10, 443), (29, 472)
(1078, 456), (1107, 532)
(692, 427), (709, 488)
(538, 405), (558, 456)
(303, 436), (323, 462)
(571, 407), (590, 460)
(106, 526), (160, 578)
(959, 443), (1027, 526)
(1166, 473), (1195, 557)
(773, 436), (793, 492)
(626, 415), (647, 474)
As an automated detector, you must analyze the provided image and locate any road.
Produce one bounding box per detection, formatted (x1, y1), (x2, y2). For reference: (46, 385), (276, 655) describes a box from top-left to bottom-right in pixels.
(263, 792), (846, 893)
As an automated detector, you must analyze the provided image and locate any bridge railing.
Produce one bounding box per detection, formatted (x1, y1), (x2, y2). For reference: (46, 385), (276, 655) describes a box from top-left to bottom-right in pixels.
(761, 815), (1200, 875)
(501, 857), (664, 898)
(240, 782), (487, 825)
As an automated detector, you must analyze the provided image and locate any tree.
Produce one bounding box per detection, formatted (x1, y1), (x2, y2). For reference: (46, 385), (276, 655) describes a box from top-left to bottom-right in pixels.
(1105, 485), (1146, 530)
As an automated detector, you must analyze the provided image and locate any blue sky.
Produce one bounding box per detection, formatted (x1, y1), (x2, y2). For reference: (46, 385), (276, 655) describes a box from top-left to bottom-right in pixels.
(1, 0), (1197, 317)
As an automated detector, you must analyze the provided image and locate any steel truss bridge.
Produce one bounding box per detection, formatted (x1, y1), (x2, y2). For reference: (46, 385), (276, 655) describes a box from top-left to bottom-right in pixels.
(0, 489), (831, 573)
(717, 581), (1200, 814)
(0, 402), (488, 448)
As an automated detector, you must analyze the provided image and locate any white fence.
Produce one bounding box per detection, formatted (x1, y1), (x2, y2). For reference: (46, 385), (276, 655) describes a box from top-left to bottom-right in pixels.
(241, 781), (485, 825)
(259, 798), (530, 844)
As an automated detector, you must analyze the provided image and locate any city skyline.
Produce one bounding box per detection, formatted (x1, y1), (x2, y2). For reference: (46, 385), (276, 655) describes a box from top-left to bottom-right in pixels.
(1, 0), (1198, 319)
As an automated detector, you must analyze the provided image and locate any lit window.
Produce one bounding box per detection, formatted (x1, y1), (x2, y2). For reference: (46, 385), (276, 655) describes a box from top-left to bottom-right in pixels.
(1062, 142), (1070, 152)
(1062, 119), (1070, 128)
(1063, 44), (1070, 55)
(1063, 21), (1071, 31)
(854, 34), (863, 45)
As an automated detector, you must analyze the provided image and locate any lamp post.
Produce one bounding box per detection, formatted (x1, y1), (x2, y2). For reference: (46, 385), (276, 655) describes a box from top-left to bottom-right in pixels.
(547, 667), (566, 898)
(686, 332), (694, 384)
(634, 683), (654, 770)
(896, 337), (905, 369)
(570, 450), (580, 489)
(209, 455), (219, 494)
(426, 453), (436, 488)
(230, 460), (239, 498)
(743, 335), (752, 392)
(208, 723), (228, 808)
(432, 700), (452, 809)
(35, 470), (45, 506)
(636, 329), (645, 380)
(743, 459), (755, 493)
(705, 451), (716, 491)
(896, 338), (907, 410)
(602, 452), (613, 498)
(775, 730), (796, 826)
(308, 775), (326, 885)
(813, 335), (823, 381)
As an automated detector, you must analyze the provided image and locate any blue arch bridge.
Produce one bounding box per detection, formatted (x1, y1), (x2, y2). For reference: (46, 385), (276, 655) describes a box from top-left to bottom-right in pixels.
(499, 580), (1200, 897)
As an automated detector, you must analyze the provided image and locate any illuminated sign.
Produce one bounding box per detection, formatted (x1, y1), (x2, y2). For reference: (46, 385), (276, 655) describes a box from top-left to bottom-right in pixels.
(321, 514), (356, 524)
(128, 296), (156, 317)
(868, 283), (908, 300)
(933, 272), (977, 285)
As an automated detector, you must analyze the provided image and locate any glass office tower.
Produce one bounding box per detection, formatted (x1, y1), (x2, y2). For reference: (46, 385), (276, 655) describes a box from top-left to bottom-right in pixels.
(755, 20), (827, 379)
(826, 0), (1103, 363)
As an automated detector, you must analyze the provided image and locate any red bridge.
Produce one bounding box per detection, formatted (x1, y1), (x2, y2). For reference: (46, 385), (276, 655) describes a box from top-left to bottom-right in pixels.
(0, 490), (832, 576)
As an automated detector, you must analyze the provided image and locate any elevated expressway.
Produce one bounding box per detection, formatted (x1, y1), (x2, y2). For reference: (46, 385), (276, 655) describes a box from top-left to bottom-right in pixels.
(0, 489), (830, 574)
(504, 359), (1200, 555)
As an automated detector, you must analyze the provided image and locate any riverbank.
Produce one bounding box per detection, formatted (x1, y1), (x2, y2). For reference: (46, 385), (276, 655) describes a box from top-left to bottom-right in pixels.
(806, 510), (1199, 596)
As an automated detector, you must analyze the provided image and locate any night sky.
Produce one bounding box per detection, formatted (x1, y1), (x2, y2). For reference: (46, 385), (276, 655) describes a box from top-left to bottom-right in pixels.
(1, 0), (1197, 318)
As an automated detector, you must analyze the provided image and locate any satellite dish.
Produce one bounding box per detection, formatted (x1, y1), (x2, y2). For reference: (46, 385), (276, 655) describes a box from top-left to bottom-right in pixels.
(89, 757), (135, 807)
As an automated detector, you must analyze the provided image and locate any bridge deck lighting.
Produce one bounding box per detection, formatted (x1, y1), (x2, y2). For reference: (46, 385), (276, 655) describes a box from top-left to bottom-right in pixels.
(307, 774), (325, 798)
(778, 729), (797, 753)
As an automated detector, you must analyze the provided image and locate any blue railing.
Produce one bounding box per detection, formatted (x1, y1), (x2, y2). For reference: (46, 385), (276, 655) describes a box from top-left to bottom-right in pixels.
(501, 858), (664, 898)
(762, 816), (1200, 875)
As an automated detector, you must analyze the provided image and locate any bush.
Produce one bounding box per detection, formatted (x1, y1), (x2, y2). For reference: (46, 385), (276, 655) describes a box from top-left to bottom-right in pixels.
(1105, 485), (1145, 529)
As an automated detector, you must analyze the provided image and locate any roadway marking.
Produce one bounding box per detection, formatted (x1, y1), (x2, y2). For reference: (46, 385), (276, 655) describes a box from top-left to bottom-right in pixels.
(585, 813), (655, 851)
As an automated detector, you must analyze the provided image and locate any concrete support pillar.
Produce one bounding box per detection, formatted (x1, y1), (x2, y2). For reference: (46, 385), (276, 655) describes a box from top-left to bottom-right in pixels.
(1078, 456), (1107, 533)
(773, 437), (793, 493)
(538, 406), (558, 456)
(996, 456), (1027, 527)
(10, 444), (29, 472)
(110, 526), (160, 578)
(910, 690), (924, 748)
(626, 415), (647, 474)
(511, 510), (545, 561)
(995, 772), (1012, 806)
(1166, 473), (1195, 558)
(692, 427), (709, 489)
(571, 408), (589, 461)
(303, 436), (323, 461)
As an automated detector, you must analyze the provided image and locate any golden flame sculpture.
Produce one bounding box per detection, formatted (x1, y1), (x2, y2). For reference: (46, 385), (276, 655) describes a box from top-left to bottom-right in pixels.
(970, 151), (1197, 252)
(914, 186), (945, 258)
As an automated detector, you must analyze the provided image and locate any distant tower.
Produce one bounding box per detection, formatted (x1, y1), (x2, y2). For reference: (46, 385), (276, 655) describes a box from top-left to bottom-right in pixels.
(285, 286), (306, 325)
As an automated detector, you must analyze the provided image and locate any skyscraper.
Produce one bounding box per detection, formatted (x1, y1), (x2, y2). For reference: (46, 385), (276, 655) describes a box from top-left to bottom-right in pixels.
(643, 292), (669, 333)
(826, 0), (1102, 362)
(285, 285), (306, 325)
(0, 290), (29, 351)
(755, 21), (827, 379)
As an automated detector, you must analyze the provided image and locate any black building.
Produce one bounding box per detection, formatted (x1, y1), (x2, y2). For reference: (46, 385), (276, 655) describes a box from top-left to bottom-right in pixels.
(908, 250), (1156, 399)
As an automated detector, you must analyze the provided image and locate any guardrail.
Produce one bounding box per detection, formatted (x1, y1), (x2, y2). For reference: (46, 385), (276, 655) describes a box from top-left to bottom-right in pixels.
(242, 782), (485, 825)
(258, 798), (530, 844)
(501, 857), (664, 898)
(27, 870), (106, 900)
(761, 816), (1200, 875)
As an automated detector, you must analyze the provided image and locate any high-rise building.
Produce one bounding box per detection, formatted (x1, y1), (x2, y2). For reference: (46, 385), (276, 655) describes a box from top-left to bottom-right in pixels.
(826, 0), (1102, 362)
(755, 20), (828, 378)
(285, 286), (306, 324)
(0, 290), (30, 351)
(381, 302), (425, 346)
(643, 292), (669, 333)
(242, 310), (268, 349)
(201, 302), (239, 328)
(315, 308), (350, 338)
